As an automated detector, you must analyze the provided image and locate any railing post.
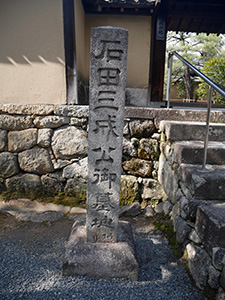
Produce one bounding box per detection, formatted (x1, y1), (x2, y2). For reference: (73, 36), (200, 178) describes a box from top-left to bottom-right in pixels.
(202, 85), (212, 169)
(166, 52), (173, 109)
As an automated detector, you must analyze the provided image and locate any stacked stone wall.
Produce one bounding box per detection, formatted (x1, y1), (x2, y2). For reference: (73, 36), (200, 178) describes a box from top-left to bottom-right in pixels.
(0, 104), (164, 206)
(159, 127), (225, 299)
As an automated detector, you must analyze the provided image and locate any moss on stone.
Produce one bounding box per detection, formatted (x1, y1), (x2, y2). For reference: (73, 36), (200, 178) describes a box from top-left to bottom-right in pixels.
(120, 175), (140, 206)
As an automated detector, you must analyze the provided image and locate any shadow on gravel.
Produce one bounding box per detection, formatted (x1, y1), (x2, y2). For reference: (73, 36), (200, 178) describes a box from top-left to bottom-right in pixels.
(0, 215), (207, 300)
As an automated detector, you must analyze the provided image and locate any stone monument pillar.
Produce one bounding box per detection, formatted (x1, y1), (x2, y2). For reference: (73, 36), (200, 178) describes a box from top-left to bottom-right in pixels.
(86, 26), (128, 243)
(63, 27), (138, 281)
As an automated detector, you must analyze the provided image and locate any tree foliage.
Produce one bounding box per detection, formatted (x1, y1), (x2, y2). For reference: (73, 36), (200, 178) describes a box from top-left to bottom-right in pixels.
(165, 32), (225, 100)
(198, 57), (225, 103)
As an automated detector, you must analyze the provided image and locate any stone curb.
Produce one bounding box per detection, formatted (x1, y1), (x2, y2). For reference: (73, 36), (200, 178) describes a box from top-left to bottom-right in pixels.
(0, 198), (86, 223)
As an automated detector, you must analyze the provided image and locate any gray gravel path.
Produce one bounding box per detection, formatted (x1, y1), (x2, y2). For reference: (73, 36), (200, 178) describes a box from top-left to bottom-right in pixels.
(0, 214), (207, 300)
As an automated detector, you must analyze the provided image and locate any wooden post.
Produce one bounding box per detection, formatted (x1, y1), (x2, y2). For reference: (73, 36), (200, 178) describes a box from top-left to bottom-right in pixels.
(148, 2), (168, 104)
(63, 0), (78, 105)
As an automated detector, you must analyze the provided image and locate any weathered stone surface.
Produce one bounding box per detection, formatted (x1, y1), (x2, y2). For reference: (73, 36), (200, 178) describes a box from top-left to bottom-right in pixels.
(54, 105), (89, 117)
(213, 247), (225, 271)
(120, 175), (140, 205)
(8, 129), (37, 152)
(5, 174), (41, 193)
(63, 157), (88, 180)
(18, 147), (53, 175)
(16, 211), (65, 222)
(158, 154), (179, 204)
(160, 120), (225, 142)
(178, 164), (225, 200)
(86, 26), (128, 243)
(52, 159), (72, 170)
(141, 178), (164, 201)
(138, 138), (159, 160)
(63, 219), (138, 280)
(171, 202), (180, 222)
(188, 198), (219, 222)
(0, 152), (19, 178)
(189, 229), (201, 244)
(41, 172), (65, 195)
(52, 126), (88, 159)
(123, 158), (152, 177)
(0, 130), (7, 151)
(70, 117), (87, 129)
(195, 204), (225, 254)
(37, 128), (52, 147)
(129, 119), (156, 138)
(174, 216), (192, 245)
(64, 178), (87, 200)
(0, 115), (33, 130)
(143, 205), (155, 217)
(208, 265), (221, 289)
(152, 160), (159, 179)
(221, 266), (225, 290)
(69, 207), (87, 215)
(174, 141), (225, 165)
(186, 243), (211, 290)
(0, 198), (70, 214)
(122, 137), (138, 158)
(34, 116), (69, 128)
(179, 196), (189, 219)
(216, 288), (225, 300)
(163, 200), (173, 215)
(119, 202), (141, 217)
(154, 202), (164, 214)
(0, 104), (54, 115)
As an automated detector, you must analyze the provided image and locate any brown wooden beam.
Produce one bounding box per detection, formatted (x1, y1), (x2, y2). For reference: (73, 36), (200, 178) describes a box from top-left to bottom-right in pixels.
(148, 3), (168, 104)
(63, 0), (78, 104)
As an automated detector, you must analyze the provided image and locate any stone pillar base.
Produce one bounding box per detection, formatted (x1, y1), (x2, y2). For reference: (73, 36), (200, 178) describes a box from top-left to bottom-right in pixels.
(62, 218), (139, 281)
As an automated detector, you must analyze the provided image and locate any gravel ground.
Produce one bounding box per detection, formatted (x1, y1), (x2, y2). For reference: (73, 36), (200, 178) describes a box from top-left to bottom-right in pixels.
(0, 213), (207, 300)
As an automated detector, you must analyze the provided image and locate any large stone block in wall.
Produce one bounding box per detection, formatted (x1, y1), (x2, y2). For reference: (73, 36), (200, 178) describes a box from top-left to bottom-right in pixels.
(6, 173), (41, 194)
(8, 129), (37, 152)
(158, 154), (180, 204)
(0, 152), (19, 178)
(51, 126), (88, 159)
(195, 203), (225, 254)
(0, 130), (7, 151)
(37, 128), (52, 148)
(18, 146), (54, 175)
(129, 119), (156, 138)
(138, 138), (159, 160)
(141, 178), (164, 201)
(0, 115), (33, 130)
(64, 178), (87, 201)
(120, 175), (140, 205)
(63, 157), (88, 180)
(186, 243), (211, 290)
(122, 158), (152, 177)
(34, 116), (69, 128)
(41, 172), (65, 195)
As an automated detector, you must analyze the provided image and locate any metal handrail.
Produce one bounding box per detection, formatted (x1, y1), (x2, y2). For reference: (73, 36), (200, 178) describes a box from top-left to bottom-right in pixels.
(166, 51), (225, 169)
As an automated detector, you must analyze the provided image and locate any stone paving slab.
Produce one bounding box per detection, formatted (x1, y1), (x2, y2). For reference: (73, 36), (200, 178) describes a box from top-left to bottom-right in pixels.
(160, 120), (225, 142)
(195, 203), (225, 254)
(178, 164), (225, 200)
(0, 198), (86, 222)
(173, 141), (225, 165)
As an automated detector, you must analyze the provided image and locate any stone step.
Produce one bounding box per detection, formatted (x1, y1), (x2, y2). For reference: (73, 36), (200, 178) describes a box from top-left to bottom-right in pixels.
(195, 203), (225, 255)
(173, 141), (225, 165)
(160, 120), (225, 142)
(178, 164), (225, 200)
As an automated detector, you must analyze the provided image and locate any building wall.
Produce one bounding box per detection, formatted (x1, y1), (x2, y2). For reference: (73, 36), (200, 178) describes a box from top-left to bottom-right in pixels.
(84, 14), (151, 89)
(0, 0), (66, 105)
